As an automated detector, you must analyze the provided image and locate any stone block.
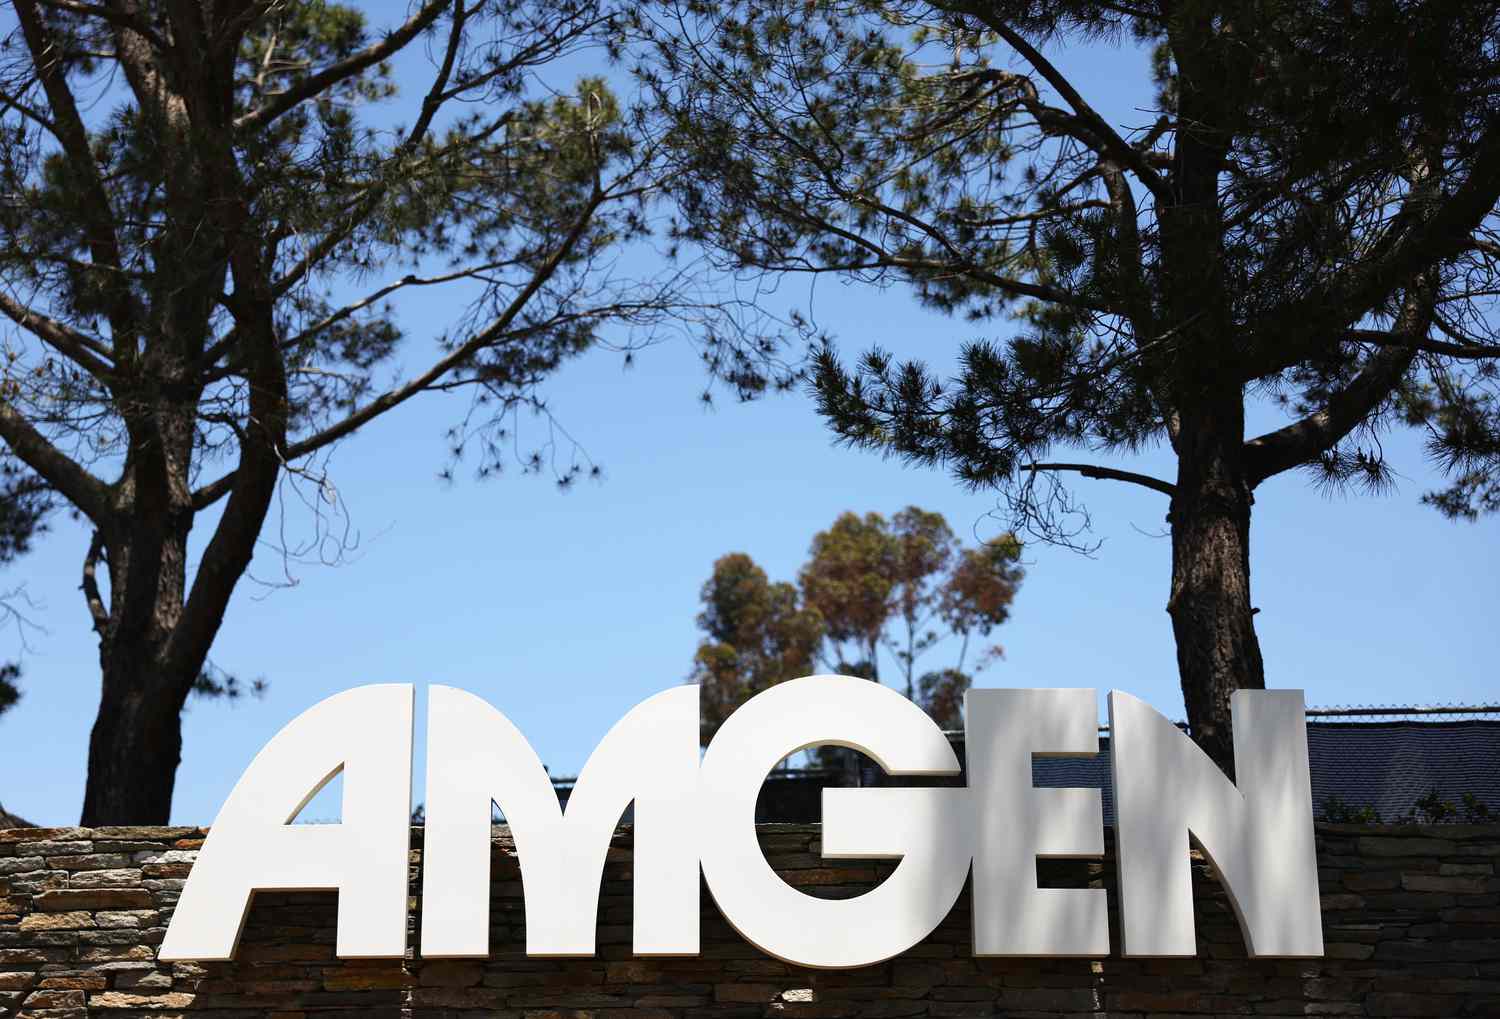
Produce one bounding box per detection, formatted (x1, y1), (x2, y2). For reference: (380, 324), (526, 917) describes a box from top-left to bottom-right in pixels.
(418, 960), (485, 987)
(0, 827), (87, 844)
(1364, 991), (1461, 1016)
(0, 856), (44, 875)
(22, 841), (94, 856)
(1450, 940), (1500, 962)
(93, 909), (159, 929)
(1402, 873), (1488, 893)
(66, 868), (144, 889)
(22, 988), (87, 1008)
(322, 968), (413, 991)
(1358, 836), (1457, 857)
(714, 983), (783, 1003)
(36, 974), (108, 991)
(45, 854), (134, 872)
(88, 990), (196, 1008)
(19, 910), (95, 931)
(32, 889), (154, 911)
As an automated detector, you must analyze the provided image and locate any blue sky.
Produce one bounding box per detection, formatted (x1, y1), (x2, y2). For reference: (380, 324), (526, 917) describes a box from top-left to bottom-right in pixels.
(0, 10), (1495, 826)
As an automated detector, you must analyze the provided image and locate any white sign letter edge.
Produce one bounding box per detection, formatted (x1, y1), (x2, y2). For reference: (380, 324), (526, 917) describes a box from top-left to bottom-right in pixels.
(159, 684), (414, 961)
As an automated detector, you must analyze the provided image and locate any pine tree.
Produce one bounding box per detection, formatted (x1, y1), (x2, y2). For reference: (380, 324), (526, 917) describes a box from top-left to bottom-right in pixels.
(644, 0), (1500, 772)
(0, 1), (782, 822)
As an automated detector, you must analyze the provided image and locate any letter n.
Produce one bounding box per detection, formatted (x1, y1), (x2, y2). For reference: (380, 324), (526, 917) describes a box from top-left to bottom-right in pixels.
(159, 685), (415, 961)
(420, 685), (699, 957)
(1108, 690), (1323, 957)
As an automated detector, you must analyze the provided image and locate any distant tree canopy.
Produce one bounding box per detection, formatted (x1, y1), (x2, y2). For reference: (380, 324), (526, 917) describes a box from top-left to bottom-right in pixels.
(645, 0), (1500, 772)
(0, 0), (783, 824)
(691, 507), (1023, 741)
(693, 552), (825, 744)
(0, 662), (19, 720)
(0, 453), (49, 719)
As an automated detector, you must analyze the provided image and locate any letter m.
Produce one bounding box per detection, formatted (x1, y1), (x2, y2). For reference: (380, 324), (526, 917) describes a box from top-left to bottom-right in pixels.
(420, 685), (700, 957)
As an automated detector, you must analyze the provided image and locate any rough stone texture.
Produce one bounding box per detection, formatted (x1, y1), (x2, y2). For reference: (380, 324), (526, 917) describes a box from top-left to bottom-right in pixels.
(1, 823), (1497, 1016)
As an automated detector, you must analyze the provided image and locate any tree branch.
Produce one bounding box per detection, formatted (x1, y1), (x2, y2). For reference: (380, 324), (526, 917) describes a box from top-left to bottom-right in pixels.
(268, 2), (500, 299)
(1024, 461), (1176, 496)
(1098, 156), (1156, 341)
(1245, 116), (1450, 485)
(35, 0), (169, 50)
(1236, 346), (1410, 489)
(0, 401), (112, 522)
(80, 529), (109, 635)
(163, 253), (291, 695)
(192, 185), (610, 510)
(1241, 347), (1413, 488)
(1244, 281), (1437, 488)
(952, 3), (1172, 206)
(1255, 128), (1500, 358)
(1349, 325), (1500, 361)
(12, 0), (135, 345)
(0, 82), (58, 135)
(0, 290), (116, 380)
(233, 0), (452, 133)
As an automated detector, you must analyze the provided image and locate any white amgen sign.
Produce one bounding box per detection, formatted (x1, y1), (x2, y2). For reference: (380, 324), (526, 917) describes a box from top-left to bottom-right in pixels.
(158, 677), (1324, 967)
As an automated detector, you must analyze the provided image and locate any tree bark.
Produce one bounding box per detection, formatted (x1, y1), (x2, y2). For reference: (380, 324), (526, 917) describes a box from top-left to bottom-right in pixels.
(80, 648), (191, 825)
(78, 455), (200, 826)
(1166, 399), (1265, 778)
(1154, 23), (1263, 776)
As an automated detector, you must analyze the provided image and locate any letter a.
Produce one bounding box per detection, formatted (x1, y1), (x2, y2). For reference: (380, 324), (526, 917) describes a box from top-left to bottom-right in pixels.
(159, 685), (415, 961)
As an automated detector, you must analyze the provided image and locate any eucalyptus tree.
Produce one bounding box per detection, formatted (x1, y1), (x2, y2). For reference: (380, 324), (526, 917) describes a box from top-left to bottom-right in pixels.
(798, 507), (1020, 702)
(0, 0), (778, 823)
(691, 552), (825, 743)
(690, 507), (1022, 739)
(645, 0), (1500, 771)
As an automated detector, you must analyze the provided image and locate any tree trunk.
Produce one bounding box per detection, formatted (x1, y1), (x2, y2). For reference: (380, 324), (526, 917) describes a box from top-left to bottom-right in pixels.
(79, 508), (198, 826)
(1157, 52), (1261, 776)
(77, 386), (202, 826)
(1166, 400), (1266, 778)
(80, 650), (191, 825)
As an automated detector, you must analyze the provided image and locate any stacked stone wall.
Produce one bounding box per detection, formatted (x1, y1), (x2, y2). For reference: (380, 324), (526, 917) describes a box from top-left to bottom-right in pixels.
(1, 823), (1497, 1017)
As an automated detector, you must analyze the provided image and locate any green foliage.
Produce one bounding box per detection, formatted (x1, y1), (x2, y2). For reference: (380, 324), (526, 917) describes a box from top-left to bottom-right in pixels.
(799, 512), (900, 665)
(189, 661), (268, 706)
(641, 0), (1500, 527)
(690, 507), (1023, 740)
(800, 509), (1022, 700)
(692, 553), (826, 744)
(0, 0), (792, 511)
(2, 2), (659, 474)
(1321, 789), (1493, 825)
(1320, 795), (1381, 824)
(0, 456), (47, 564)
(1463, 793), (1494, 824)
(643, 0), (1500, 768)
(1405, 788), (1493, 825)
(916, 667), (968, 730)
(0, 1), (799, 820)
(0, 452), (46, 720)
(0, 662), (18, 718)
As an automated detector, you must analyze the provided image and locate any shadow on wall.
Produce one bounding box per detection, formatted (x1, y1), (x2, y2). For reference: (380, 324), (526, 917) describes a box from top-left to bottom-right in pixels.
(182, 829), (1186, 1014)
(2, 822), (1498, 1015)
